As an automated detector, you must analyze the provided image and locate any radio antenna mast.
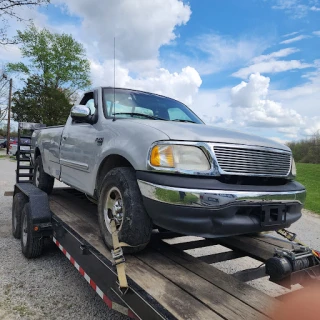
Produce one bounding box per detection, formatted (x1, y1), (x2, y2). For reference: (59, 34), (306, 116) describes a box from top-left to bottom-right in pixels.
(113, 37), (116, 122)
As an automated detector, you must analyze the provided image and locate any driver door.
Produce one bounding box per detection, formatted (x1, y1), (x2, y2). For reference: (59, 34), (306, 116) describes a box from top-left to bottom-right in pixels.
(60, 91), (100, 195)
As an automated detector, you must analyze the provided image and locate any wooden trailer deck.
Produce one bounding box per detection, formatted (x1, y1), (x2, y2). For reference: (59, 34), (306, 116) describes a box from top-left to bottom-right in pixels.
(49, 188), (296, 320)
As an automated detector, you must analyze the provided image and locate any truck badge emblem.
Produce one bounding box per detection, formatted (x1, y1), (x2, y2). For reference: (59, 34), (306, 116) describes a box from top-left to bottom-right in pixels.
(95, 138), (104, 146)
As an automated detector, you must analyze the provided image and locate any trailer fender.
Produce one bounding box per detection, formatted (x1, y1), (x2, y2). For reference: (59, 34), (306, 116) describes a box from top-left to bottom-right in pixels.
(14, 183), (53, 236)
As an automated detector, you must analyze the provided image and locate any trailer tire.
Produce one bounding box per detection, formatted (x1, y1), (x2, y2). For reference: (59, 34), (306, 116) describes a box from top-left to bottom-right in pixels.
(98, 167), (152, 253)
(33, 155), (54, 194)
(21, 203), (44, 258)
(12, 192), (28, 239)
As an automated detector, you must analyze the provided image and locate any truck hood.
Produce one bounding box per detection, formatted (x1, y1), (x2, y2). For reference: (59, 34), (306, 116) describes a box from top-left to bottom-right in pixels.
(133, 120), (291, 152)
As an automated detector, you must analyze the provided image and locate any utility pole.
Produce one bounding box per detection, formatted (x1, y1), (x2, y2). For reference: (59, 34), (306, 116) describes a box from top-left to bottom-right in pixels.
(6, 78), (12, 155)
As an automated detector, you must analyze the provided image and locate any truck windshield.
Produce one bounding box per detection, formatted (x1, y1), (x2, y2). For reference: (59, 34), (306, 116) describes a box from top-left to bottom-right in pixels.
(103, 88), (203, 124)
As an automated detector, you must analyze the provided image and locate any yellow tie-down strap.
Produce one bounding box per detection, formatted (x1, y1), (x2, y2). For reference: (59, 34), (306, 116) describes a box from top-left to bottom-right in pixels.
(110, 220), (129, 292)
(277, 229), (320, 259)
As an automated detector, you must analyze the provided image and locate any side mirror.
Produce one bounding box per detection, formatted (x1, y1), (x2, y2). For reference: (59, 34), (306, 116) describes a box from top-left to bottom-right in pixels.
(70, 105), (91, 121)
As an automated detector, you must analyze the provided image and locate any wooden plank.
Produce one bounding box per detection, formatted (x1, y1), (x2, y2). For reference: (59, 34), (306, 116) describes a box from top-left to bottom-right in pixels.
(137, 249), (270, 320)
(251, 234), (293, 249)
(152, 240), (280, 316)
(126, 258), (223, 320)
(216, 236), (277, 262)
(173, 239), (216, 251)
(50, 192), (222, 320)
(199, 251), (245, 264)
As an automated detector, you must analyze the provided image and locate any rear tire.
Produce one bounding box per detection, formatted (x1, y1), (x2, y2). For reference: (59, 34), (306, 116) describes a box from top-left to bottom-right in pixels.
(98, 167), (152, 253)
(33, 155), (54, 194)
(12, 193), (28, 239)
(21, 203), (44, 258)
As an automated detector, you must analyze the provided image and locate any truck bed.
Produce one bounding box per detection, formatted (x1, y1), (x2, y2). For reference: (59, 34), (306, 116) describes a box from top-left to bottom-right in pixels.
(49, 188), (292, 320)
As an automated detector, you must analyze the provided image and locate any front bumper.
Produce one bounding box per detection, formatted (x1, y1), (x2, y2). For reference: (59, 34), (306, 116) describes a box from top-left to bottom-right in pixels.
(137, 173), (306, 238)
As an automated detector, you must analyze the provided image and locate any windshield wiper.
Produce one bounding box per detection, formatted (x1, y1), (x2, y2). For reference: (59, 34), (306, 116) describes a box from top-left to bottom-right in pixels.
(172, 119), (196, 123)
(113, 112), (167, 120)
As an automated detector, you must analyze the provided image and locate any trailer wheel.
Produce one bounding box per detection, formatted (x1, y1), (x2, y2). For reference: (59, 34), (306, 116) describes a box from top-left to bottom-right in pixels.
(21, 203), (44, 258)
(98, 167), (152, 253)
(12, 192), (28, 239)
(33, 155), (54, 194)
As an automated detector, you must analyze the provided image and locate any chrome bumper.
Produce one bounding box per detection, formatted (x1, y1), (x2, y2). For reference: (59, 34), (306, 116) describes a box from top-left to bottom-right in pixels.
(137, 180), (306, 209)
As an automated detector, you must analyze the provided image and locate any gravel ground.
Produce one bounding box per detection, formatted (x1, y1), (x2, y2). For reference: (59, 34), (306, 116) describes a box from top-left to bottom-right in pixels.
(1, 150), (320, 319)
(0, 151), (127, 320)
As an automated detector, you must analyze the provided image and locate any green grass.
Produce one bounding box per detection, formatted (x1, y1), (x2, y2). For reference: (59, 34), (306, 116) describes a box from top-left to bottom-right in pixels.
(296, 163), (320, 214)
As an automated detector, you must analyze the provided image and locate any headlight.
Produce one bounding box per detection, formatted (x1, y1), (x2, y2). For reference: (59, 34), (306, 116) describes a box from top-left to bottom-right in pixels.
(291, 158), (297, 177)
(150, 144), (210, 171)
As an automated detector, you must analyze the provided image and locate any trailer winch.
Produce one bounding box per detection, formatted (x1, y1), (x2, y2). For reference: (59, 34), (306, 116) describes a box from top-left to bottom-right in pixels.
(266, 229), (320, 284)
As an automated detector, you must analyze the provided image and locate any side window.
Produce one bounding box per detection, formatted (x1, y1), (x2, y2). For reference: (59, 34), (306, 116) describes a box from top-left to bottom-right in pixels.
(85, 99), (95, 115)
(80, 92), (96, 115)
(80, 92), (95, 115)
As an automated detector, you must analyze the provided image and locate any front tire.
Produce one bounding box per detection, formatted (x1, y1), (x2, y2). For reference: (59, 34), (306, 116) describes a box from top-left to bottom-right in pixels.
(98, 167), (152, 253)
(33, 155), (54, 194)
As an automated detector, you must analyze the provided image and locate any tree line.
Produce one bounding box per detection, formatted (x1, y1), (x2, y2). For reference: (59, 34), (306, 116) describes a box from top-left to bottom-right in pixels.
(287, 132), (320, 164)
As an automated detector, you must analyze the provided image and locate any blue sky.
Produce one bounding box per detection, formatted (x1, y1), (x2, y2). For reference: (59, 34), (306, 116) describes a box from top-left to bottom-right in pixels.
(0, 0), (319, 143)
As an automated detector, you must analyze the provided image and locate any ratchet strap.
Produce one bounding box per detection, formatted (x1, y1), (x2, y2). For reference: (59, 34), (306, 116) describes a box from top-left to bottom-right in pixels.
(277, 229), (320, 259)
(110, 219), (128, 293)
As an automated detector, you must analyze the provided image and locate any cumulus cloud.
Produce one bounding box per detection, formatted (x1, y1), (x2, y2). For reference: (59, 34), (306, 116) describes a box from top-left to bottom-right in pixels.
(313, 31), (320, 36)
(231, 73), (305, 131)
(280, 35), (310, 44)
(90, 59), (202, 105)
(232, 60), (311, 79)
(52, 0), (191, 63)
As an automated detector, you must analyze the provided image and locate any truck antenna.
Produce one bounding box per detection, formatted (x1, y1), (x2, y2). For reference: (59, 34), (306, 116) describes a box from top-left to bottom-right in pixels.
(113, 37), (116, 122)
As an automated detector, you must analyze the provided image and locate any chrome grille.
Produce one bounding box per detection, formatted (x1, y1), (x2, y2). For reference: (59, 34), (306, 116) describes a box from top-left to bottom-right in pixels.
(213, 145), (291, 177)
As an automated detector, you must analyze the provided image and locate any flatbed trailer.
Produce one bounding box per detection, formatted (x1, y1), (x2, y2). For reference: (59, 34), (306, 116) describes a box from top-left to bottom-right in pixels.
(10, 183), (320, 320)
(9, 123), (320, 320)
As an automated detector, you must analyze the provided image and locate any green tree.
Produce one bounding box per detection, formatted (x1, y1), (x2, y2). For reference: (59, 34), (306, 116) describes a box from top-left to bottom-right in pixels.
(12, 76), (72, 126)
(8, 24), (91, 94)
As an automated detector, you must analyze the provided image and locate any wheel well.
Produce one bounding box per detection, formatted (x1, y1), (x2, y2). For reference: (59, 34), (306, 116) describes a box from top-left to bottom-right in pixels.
(34, 147), (40, 159)
(96, 154), (133, 195)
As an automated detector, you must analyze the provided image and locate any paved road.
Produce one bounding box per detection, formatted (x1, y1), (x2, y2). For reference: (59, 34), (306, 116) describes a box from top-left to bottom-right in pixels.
(0, 152), (127, 320)
(1, 150), (320, 318)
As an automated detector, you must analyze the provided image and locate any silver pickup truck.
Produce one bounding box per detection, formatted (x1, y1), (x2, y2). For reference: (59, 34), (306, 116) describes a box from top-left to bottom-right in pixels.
(32, 87), (306, 252)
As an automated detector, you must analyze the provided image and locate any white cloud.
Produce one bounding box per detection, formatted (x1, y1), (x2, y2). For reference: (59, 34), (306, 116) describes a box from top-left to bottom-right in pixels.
(313, 31), (320, 36)
(228, 72), (320, 138)
(90, 59), (202, 105)
(310, 6), (320, 11)
(252, 47), (299, 63)
(269, 62), (320, 119)
(52, 0), (191, 64)
(232, 60), (312, 79)
(272, 0), (320, 18)
(282, 31), (300, 37)
(231, 73), (305, 131)
(184, 34), (269, 75)
(0, 45), (21, 62)
(280, 35), (310, 44)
